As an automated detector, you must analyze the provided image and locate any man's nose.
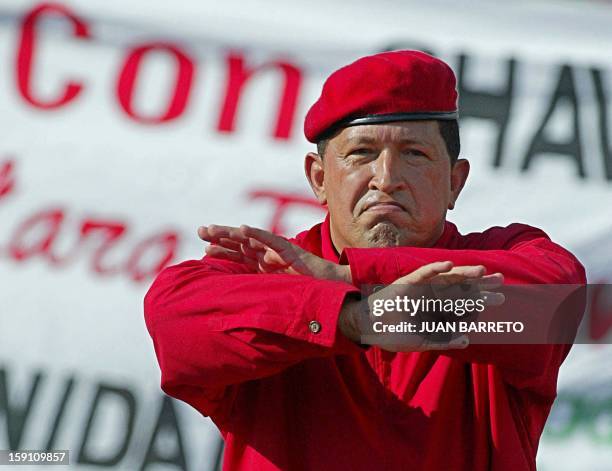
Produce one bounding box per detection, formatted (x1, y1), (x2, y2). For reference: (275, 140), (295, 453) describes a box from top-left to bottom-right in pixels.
(368, 150), (406, 193)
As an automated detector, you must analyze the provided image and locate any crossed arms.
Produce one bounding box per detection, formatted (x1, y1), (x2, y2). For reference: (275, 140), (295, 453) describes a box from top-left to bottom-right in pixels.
(144, 222), (585, 420)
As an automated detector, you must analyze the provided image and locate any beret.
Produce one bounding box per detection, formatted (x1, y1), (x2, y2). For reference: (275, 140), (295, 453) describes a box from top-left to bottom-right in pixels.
(304, 50), (458, 143)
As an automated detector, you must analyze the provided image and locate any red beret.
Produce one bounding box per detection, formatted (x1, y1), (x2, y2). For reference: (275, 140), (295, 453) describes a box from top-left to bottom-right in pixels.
(304, 50), (458, 143)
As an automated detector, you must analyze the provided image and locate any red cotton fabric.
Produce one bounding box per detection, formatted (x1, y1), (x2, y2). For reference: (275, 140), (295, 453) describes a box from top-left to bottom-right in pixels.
(303, 50), (458, 143)
(144, 216), (586, 471)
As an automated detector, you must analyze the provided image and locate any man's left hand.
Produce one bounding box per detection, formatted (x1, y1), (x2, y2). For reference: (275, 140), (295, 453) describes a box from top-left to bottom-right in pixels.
(198, 224), (352, 283)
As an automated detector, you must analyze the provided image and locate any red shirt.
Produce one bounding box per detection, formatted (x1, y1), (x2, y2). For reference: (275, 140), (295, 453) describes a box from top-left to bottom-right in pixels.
(144, 216), (585, 471)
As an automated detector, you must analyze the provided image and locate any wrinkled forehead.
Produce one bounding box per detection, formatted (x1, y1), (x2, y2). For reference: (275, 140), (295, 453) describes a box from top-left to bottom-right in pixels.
(333, 121), (442, 146)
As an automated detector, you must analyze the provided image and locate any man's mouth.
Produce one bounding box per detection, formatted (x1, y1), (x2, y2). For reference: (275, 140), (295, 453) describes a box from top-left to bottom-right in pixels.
(363, 200), (406, 213)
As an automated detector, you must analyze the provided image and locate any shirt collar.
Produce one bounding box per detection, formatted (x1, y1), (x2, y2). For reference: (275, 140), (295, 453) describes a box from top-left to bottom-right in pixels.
(321, 213), (340, 263)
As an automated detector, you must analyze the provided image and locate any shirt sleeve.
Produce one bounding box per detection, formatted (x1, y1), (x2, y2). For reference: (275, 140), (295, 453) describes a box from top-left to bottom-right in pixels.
(342, 225), (585, 286)
(143, 256), (362, 423)
(341, 224), (587, 395)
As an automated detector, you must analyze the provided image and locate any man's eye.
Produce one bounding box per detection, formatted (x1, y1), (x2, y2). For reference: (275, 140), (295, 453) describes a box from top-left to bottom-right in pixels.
(404, 149), (427, 158)
(350, 148), (375, 156)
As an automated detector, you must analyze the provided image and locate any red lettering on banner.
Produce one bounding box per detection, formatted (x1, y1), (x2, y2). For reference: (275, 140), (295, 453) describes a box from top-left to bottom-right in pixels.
(126, 232), (179, 282)
(13, 6), (307, 141)
(218, 53), (303, 139)
(80, 219), (128, 275)
(117, 43), (195, 123)
(16, 3), (90, 109)
(0, 160), (179, 282)
(8, 207), (65, 262)
(4, 209), (179, 282)
(248, 190), (324, 235)
(0, 160), (16, 200)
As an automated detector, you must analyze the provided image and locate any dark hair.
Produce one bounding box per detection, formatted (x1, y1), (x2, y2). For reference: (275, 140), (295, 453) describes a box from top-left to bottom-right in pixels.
(317, 119), (460, 165)
(438, 120), (460, 165)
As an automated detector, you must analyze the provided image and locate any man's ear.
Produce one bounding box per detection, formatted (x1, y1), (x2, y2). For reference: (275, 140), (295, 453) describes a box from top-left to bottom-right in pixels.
(448, 158), (470, 210)
(305, 152), (327, 205)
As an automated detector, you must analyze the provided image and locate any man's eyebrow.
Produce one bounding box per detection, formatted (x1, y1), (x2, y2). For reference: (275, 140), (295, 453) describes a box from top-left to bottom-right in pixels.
(396, 137), (430, 146)
(344, 136), (378, 145)
(345, 135), (430, 146)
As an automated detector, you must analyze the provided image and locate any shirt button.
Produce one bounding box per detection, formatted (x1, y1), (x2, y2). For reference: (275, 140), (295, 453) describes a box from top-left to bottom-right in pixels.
(309, 320), (321, 334)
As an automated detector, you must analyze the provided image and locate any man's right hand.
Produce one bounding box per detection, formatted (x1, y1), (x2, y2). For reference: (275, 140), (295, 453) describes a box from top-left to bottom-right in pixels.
(198, 224), (352, 283)
(338, 261), (505, 352)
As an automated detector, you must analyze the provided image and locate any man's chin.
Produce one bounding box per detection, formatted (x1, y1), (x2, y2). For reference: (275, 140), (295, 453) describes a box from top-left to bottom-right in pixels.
(364, 221), (402, 247)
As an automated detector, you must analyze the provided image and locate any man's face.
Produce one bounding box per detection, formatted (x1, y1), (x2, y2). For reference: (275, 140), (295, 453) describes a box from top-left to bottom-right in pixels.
(305, 121), (469, 252)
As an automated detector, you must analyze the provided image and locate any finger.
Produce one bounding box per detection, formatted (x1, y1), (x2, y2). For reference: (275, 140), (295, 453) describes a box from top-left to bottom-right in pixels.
(216, 237), (243, 252)
(447, 273), (504, 295)
(429, 266), (490, 288)
(432, 280), (501, 301)
(258, 259), (281, 273)
(205, 235), (259, 261)
(198, 225), (221, 241)
(205, 245), (260, 271)
(455, 273), (503, 287)
(240, 225), (291, 252)
(241, 238), (271, 260)
(200, 225), (250, 243)
(248, 238), (267, 251)
(447, 265), (487, 278)
(477, 273), (504, 289)
(421, 335), (469, 351)
(262, 248), (287, 267)
(197, 226), (208, 240)
(430, 273), (473, 287)
(205, 245), (245, 263)
(480, 291), (506, 306)
(446, 335), (470, 349)
(255, 250), (286, 271)
(214, 225), (250, 243)
(239, 243), (261, 260)
(398, 261), (454, 284)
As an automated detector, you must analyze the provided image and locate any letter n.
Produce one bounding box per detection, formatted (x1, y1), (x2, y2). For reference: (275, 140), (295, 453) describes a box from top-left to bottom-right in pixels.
(217, 52), (302, 140)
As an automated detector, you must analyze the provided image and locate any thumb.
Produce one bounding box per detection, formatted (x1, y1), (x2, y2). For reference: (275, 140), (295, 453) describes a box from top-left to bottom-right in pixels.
(262, 247), (286, 266)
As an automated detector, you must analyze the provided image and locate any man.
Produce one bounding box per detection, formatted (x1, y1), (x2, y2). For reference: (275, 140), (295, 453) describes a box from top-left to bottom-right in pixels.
(144, 50), (585, 470)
